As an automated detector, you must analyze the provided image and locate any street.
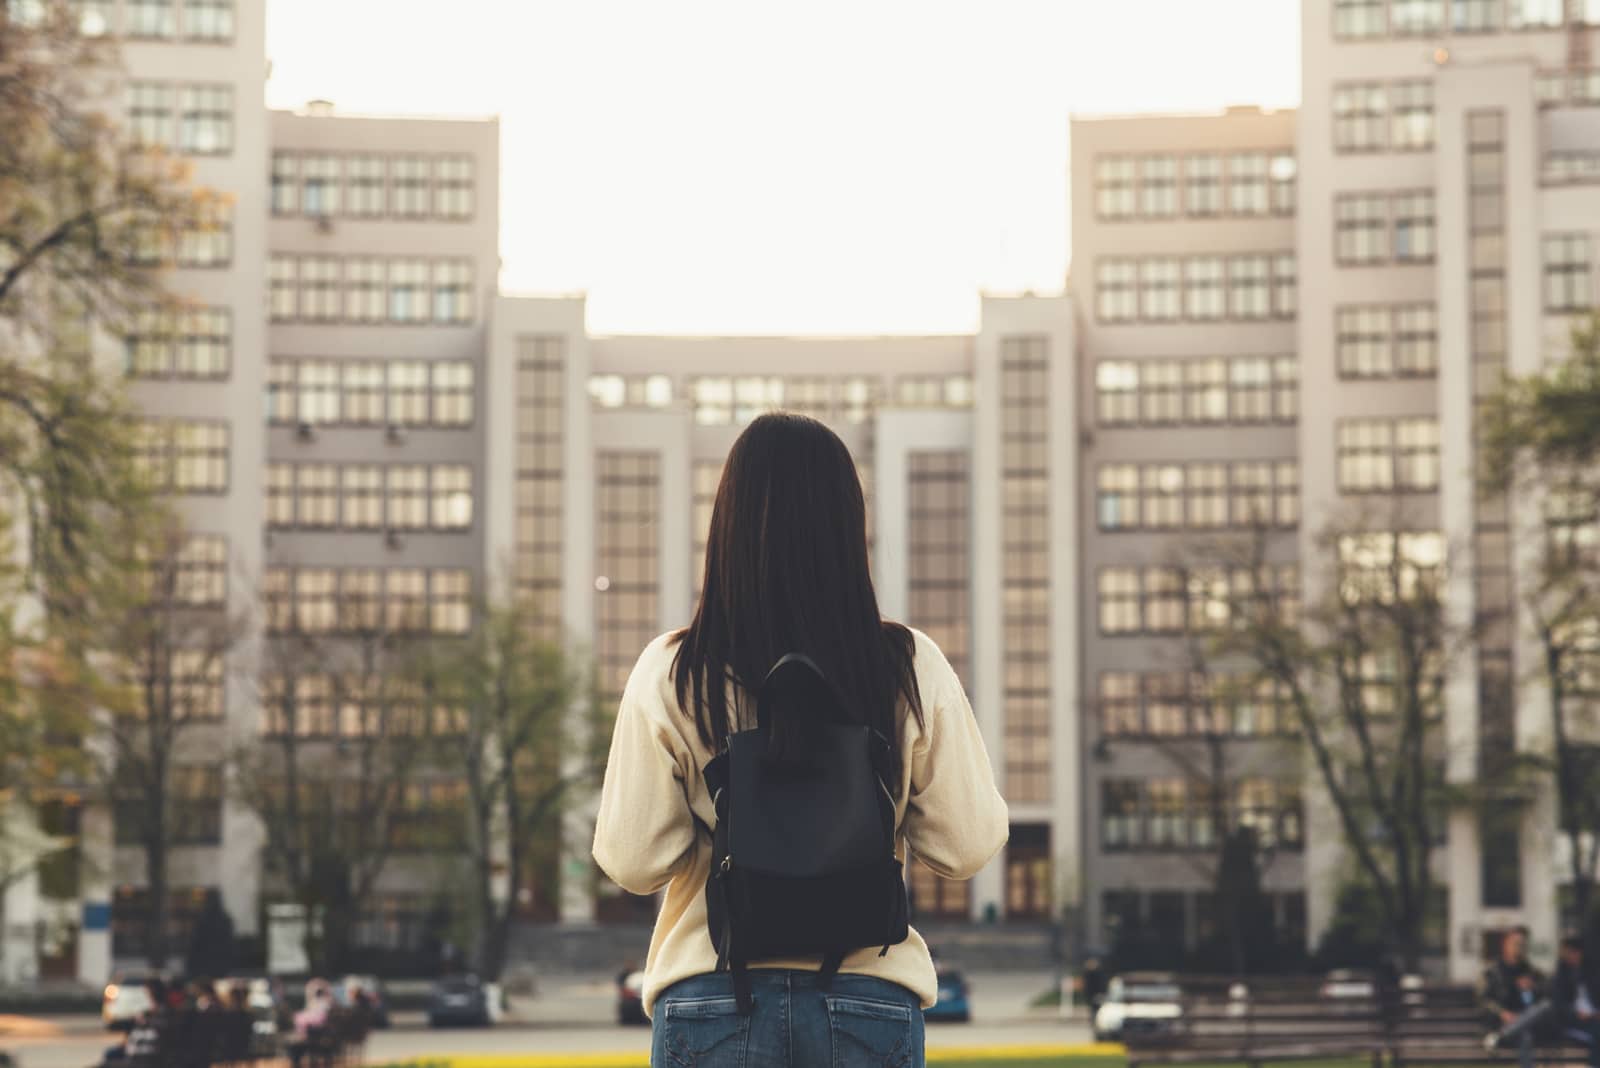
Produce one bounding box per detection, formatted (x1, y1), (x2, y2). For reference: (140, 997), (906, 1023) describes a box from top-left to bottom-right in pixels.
(2, 970), (1091, 1068)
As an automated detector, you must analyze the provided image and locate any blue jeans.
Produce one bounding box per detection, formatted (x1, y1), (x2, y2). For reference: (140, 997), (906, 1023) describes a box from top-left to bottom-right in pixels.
(651, 970), (925, 1067)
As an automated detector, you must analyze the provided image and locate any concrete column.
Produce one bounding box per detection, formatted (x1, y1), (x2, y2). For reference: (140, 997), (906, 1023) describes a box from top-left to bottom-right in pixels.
(76, 803), (114, 987)
(970, 302), (1008, 922)
(1, 869), (40, 985)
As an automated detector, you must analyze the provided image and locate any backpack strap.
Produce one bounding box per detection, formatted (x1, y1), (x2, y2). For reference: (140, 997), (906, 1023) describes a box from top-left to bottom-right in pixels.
(730, 958), (753, 1014)
(818, 950), (847, 990)
(756, 653), (856, 730)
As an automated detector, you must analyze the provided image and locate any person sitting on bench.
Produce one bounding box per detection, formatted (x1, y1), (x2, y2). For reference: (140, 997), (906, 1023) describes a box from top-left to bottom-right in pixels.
(1555, 933), (1600, 1068)
(1482, 926), (1555, 1068)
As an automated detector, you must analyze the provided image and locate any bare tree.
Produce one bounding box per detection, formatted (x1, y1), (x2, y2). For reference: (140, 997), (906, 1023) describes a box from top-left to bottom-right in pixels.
(236, 603), (433, 973)
(416, 588), (603, 980)
(1193, 515), (1460, 970)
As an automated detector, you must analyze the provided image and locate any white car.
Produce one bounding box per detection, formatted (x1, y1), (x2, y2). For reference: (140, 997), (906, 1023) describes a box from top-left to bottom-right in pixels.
(1093, 976), (1184, 1042)
(101, 979), (153, 1031)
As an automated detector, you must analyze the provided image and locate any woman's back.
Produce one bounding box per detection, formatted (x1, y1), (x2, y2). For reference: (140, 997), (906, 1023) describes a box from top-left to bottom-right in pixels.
(591, 412), (1008, 1068)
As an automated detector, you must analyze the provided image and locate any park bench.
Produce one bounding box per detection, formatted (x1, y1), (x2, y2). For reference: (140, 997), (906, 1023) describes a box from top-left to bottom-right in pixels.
(1387, 985), (1594, 1068)
(1126, 981), (1391, 1068)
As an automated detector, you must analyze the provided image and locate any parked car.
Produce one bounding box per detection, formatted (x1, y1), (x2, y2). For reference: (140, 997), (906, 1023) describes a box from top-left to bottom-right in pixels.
(1092, 974), (1184, 1042)
(617, 969), (648, 1026)
(428, 974), (495, 1028)
(1320, 968), (1377, 1001)
(925, 964), (971, 1023)
(102, 977), (154, 1031)
(336, 974), (391, 1028)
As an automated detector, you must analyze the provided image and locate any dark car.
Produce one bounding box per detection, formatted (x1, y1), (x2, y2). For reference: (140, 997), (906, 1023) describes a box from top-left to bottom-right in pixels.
(617, 969), (648, 1026)
(336, 975), (391, 1028)
(428, 974), (493, 1028)
(925, 965), (971, 1023)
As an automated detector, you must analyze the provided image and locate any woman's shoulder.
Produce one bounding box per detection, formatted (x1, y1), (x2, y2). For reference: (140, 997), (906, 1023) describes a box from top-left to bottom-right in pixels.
(625, 630), (685, 694)
(901, 625), (960, 695)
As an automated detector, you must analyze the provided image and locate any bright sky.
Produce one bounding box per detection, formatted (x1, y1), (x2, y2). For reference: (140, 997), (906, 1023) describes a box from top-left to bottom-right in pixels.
(264, 0), (1301, 335)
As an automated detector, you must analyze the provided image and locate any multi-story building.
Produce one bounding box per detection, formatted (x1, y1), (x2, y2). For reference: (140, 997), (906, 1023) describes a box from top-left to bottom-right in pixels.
(1302, 0), (1600, 978)
(7, 0), (1599, 989)
(482, 303), (1079, 934)
(1071, 107), (1309, 963)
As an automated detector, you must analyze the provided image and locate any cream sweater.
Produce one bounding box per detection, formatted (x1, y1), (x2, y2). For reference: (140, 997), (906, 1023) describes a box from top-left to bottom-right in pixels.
(592, 628), (1009, 1019)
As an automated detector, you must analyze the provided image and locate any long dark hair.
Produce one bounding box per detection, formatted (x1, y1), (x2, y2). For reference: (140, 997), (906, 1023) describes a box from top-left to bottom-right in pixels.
(672, 412), (922, 783)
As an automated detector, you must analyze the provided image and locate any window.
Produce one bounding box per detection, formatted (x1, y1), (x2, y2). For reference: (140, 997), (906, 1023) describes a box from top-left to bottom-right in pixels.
(1270, 153), (1297, 215)
(1097, 465), (1140, 529)
(844, 377), (883, 422)
(391, 156), (432, 218)
(1396, 417), (1440, 490)
(1097, 156), (1136, 219)
(184, 0), (233, 40)
(177, 202), (231, 267)
(1096, 361), (1138, 425)
(69, 0), (113, 35)
(1393, 0), (1447, 32)
(1273, 253), (1298, 319)
(1576, 70), (1600, 105)
(386, 570), (428, 632)
(1097, 260), (1138, 322)
(178, 84), (232, 155)
(436, 156), (475, 220)
(1538, 71), (1570, 105)
(1102, 782), (1142, 850)
(1140, 157), (1179, 218)
(1334, 83), (1387, 152)
(341, 364), (386, 425)
(175, 306), (229, 378)
(266, 466), (293, 526)
(1188, 464), (1229, 529)
(1339, 531), (1446, 603)
(271, 154), (299, 215)
(174, 535), (228, 606)
(1231, 462), (1275, 526)
(345, 156), (386, 217)
(1229, 153), (1269, 215)
(297, 361), (339, 425)
(431, 571), (472, 635)
(1338, 306), (1393, 377)
(345, 257), (386, 323)
(340, 570), (383, 633)
(341, 466), (383, 530)
(431, 465), (473, 530)
(268, 256), (298, 321)
(433, 260), (474, 324)
(1185, 257), (1226, 320)
(1230, 357), (1274, 422)
(1147, 780), (1188, 849)
(1454, 0), (1500, 30)
(1141, 361), (1184, 423)
(296, 464), (338, 528)
(1186, 154), (1223, 216)
(1185, 358), (1228, 423)
(125, 83), (174, 148)
(299, 256), (341, 322)
(1273, 356), (1299, 422)
(433, 362), (475, 427)
(387, 466), (428, 530)
(1335, 0), (1387, 37)
(1099, 569), (1141, 634)
(1142, 464), (1185, 528)
(733, 376), (784, 423)
(1229, 255), (1272, 320)
(1337, 193), (1388, 265)
(1394, 191), (1435, 262)
(266, 363), (296, 425)
(1140, 259), (1182, 321)
(126, 0), (174, 37)
(1145, 568), (1187, 633)
(301, 154), (341, 217)
(1391, 81), (1435, 150)
(389, 259), (431, 323)
(1401, 302), (1440, 374)
(1508, 0), (1564, 27)
(1545, 234), (1593, 311)
(136, 420), (227, 494)
(1099, 674), (1143, 737)
(1338, 420), (1395, 492)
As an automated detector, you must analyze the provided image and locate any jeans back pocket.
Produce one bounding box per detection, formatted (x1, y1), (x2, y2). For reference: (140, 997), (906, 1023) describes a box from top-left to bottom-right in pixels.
(657, 995), (749, 1068)
(824, 994), (920, 1068)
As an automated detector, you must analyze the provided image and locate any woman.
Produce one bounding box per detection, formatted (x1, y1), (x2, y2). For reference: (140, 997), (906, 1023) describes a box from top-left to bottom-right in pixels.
(594, 412), (1008, 1067)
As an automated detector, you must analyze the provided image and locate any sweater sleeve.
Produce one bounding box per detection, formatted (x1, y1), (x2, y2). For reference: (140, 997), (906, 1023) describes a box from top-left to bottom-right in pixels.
(592, 641), (697, 896)
(901, 634), (1009, 880)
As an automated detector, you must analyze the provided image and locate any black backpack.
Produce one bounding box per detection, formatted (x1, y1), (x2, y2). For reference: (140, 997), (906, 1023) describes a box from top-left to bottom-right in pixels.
(701, 653), (909, 1013)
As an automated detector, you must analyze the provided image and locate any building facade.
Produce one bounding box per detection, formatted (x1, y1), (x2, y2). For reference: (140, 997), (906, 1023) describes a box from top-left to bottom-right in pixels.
(6, 0), (1600, 988)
